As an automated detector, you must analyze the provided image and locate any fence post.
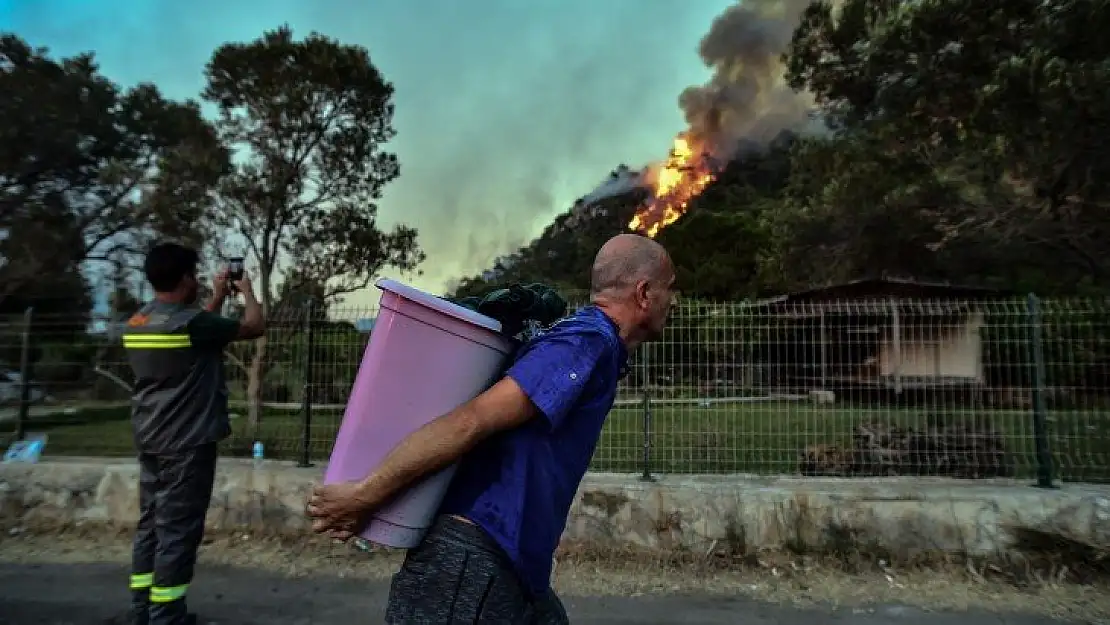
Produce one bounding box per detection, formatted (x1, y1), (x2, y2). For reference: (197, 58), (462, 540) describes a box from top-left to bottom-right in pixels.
(639, 389), (654, 482)
(1026, 293), (1054, 488)
(637, 344), (654, 482)
(15, 307), (33, 441)
(297, 300), (316, 468)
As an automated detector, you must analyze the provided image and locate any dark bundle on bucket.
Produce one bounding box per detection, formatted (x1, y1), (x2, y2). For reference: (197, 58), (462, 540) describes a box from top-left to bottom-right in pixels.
(452, 283), (568, 340)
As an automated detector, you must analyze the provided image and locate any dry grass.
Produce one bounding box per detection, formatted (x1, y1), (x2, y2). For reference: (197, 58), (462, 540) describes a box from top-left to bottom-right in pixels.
(2, 524), (1108, 622)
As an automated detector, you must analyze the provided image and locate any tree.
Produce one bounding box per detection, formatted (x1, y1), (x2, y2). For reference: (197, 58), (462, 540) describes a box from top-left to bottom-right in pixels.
(0, 34), (227, 309)
(203, 25), (424, 431)
(655, 135), (798, 299)
(784, 0), (1110, 286)
(657, 209), (770, 300)
(107, 250), (143, 318)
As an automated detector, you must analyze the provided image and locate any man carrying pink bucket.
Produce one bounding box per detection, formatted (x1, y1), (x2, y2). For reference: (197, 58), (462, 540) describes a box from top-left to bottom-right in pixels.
(308, 234), (676, 624)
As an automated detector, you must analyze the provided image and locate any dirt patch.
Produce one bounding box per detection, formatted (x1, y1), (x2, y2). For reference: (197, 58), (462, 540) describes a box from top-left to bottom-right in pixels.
(1, 526), (1108, 623)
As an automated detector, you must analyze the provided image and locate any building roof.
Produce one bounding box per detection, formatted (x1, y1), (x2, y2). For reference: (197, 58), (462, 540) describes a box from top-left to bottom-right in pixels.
(745, 277), (1015, 315)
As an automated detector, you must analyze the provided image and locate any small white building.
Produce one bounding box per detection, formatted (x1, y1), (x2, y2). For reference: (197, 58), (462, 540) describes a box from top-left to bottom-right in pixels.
(747, 278), (1008, 393)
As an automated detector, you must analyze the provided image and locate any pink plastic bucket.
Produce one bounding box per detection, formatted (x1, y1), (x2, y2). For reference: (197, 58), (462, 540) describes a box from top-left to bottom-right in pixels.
(323, 278), (514, 548)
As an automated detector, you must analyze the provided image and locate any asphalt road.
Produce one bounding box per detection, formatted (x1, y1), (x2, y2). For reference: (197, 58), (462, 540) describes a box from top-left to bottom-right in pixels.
(0, 562), (1080, 625)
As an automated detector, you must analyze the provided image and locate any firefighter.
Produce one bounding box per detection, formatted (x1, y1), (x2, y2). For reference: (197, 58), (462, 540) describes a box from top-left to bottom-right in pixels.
(121, 242), (265, 625)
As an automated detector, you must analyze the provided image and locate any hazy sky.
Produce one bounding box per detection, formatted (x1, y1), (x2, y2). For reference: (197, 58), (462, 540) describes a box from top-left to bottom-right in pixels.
(1, 0), (734, 307)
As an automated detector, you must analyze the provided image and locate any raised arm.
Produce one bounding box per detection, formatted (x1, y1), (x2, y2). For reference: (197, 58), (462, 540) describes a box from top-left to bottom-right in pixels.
(189, 271), (266, 349)
(232, 275), (265, 340)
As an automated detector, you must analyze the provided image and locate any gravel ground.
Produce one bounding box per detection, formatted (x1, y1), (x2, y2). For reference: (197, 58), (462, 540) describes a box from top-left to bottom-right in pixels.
(1, 530), (1106, 624)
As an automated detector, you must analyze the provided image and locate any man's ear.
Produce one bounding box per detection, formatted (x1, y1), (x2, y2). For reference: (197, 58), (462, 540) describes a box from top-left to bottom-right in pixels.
(634, 280), (651, 309)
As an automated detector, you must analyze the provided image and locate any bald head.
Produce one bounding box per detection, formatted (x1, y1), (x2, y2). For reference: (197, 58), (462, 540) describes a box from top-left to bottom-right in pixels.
(590, 234), (671, 298)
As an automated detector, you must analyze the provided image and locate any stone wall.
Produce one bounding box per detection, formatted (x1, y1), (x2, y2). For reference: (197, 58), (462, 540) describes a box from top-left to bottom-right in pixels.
(2, 458), (1108, 556)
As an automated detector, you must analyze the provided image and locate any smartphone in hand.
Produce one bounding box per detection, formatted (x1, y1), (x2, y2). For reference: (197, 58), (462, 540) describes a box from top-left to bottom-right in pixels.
(227, 257), (244, 293)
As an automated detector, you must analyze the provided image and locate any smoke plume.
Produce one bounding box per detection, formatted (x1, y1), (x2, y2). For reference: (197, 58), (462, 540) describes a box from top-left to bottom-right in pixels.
(619, 0), (824, 237)
(679, 0), (816, 156)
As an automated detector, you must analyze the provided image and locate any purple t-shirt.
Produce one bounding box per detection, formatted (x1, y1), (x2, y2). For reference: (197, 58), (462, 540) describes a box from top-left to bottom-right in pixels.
(438, 305), (627, 596)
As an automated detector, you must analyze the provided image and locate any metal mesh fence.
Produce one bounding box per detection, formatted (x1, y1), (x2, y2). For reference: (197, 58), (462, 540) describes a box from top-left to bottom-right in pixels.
(2, 296), (1108, 483)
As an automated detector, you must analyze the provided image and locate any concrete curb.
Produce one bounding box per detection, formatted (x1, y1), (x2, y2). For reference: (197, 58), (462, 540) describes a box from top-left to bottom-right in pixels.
(2, 459), (1108, 555)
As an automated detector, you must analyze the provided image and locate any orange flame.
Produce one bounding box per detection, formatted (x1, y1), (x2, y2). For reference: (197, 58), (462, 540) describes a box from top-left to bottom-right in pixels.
(628, 132), (716, 238)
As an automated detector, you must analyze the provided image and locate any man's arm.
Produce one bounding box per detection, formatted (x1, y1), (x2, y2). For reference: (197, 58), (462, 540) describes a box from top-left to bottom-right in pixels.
(188, 312), (243, 351)
(189, 306), (264, 351)
(234, 281), (265, 340)
(190, 274), (266, 348)
(345, 329), (611, 513)
(347, 377), (536, 512)
(210, 269), (265, 340)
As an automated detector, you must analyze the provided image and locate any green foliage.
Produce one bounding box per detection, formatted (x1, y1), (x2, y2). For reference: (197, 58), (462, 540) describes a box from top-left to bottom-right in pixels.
(0, 34), (225, 308)
(657, 210), (767, 300)
(7, 8), (1110, 422)
(224, 319), (365, 405)
(203, 24), (423, 304)
(196, 25), (427, 431)
(454, 0), (1110, 305)
(1, 27), (430, 433)
(435, 1), (1110, 411)
(784, 0), (1110, 287)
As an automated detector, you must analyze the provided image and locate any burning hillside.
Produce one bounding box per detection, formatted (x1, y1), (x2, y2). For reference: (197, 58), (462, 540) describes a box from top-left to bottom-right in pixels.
(453, 0), (822, 296)
(625, 0), (816, 238)
(629, 133), (718, 238)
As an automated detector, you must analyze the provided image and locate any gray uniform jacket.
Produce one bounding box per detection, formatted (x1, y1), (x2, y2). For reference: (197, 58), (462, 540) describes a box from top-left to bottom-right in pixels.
(122, 301), (232, 454)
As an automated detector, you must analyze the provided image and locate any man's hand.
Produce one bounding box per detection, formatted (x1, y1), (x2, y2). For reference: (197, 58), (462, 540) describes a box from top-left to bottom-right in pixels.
(232, 273), (255, 298)
(205, 269), (231, 313)
(212, 269), (230, 299)
(232, 272), (266, 339)
(306, 481), (374, 541)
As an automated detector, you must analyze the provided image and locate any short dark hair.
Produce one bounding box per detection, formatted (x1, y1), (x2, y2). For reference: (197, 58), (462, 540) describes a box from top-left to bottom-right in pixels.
(144, 242), (199, 293)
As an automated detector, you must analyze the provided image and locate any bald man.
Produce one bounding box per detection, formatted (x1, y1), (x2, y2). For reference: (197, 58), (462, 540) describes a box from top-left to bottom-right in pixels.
(308, 234), (676, 624)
